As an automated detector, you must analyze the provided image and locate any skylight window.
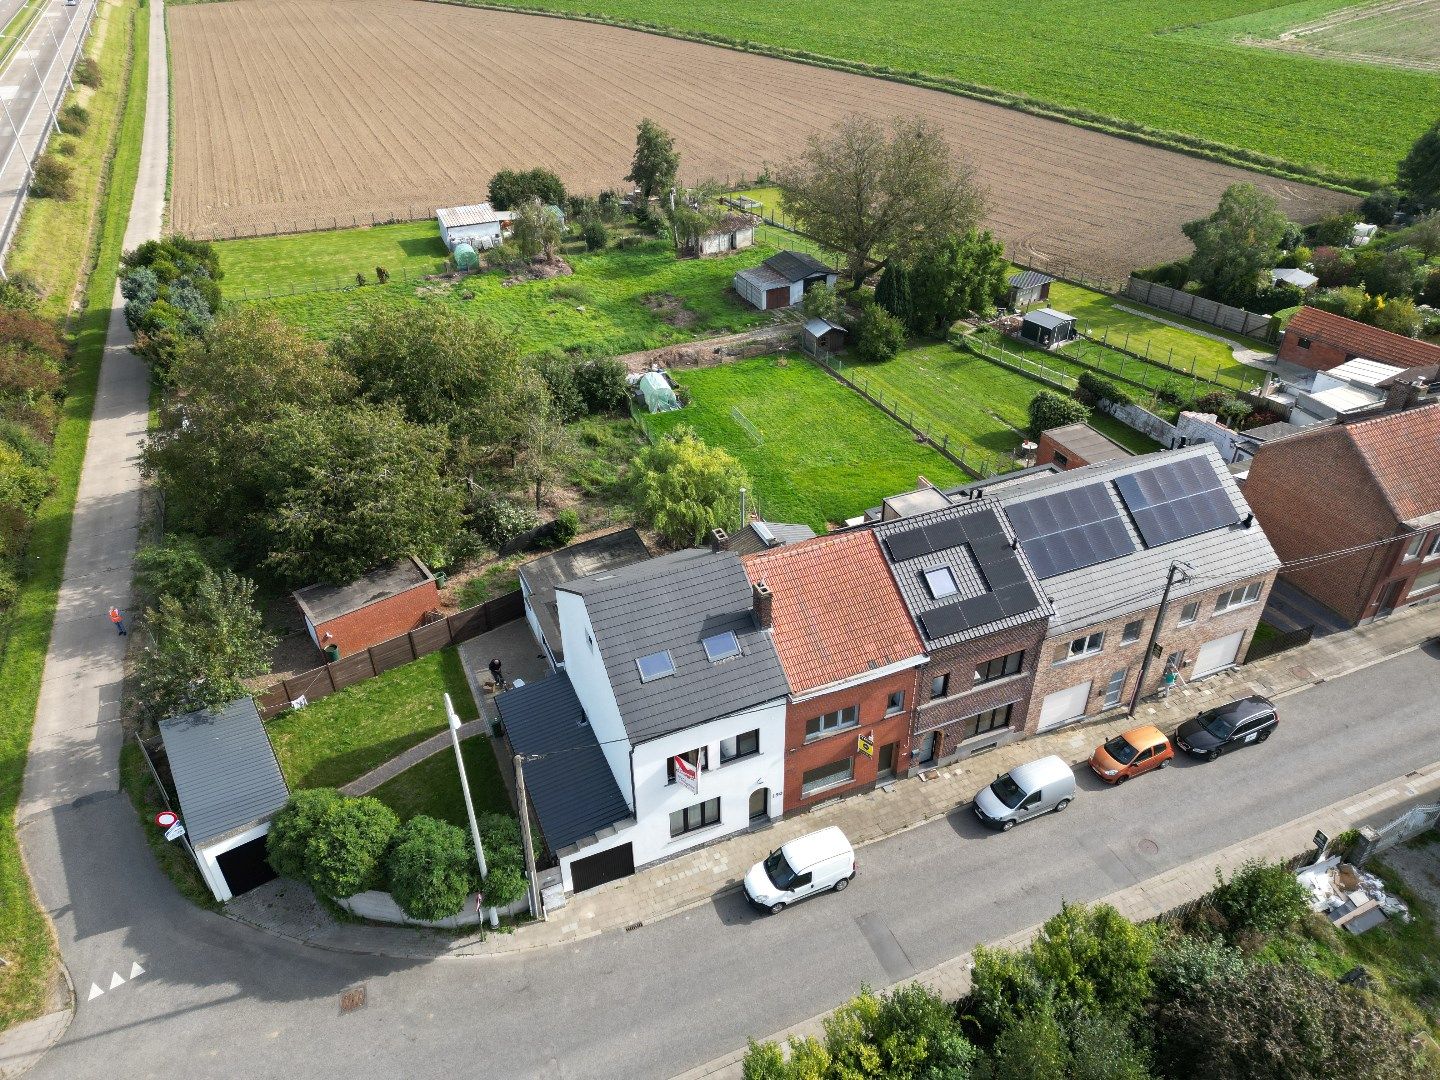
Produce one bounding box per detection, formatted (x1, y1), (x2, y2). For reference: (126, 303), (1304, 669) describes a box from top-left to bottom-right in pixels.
(923, 566), (959, 599)
(702, 631), (741, 663)
(636, 650), (676, 682)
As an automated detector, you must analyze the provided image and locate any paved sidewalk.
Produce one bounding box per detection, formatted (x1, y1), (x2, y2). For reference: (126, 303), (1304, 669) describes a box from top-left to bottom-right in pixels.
(223, 598), (1440, 958)
(675, 754), (1440, 1079)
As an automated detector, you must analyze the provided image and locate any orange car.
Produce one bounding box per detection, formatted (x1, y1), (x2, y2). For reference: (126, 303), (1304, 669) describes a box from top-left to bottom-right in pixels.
(1089, 725), (1174, 784)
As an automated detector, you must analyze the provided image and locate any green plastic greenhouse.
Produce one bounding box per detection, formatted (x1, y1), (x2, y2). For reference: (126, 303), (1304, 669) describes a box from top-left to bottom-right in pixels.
(637, 371), (680, 413)
(453, 242), (479, 271)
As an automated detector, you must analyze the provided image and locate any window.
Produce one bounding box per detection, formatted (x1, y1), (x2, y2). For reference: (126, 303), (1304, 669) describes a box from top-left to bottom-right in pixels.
(1410, 567), (1440, 597)
(1215, 582), (1263, 613)
(1427, 534), (1440, 560)
(1052, 451), (1069, 467)
(666, 747), (708, 784)
(1403, 534), (1425, 561)
(805, 705), (859, 740)
(974, 651), (1024, 685)
(669, 797), (721, 837)
(963, 703), (1013, 740)
(1296, 336), (1312, 349)
(702, 631), (741, 663)
(923, 566), (959, 599)
(1177, 602), (1200, 627)
(1065, 632), (1104, 660)
(801, 757), (854, 797)
(885, 690), (905, 716)
(720, 729), (759, 763)
(1120, 620), (1143, 645)
(931, 673), (950, 698)
(636, 650), (675, 682)
(1103, 667), (1128, 708)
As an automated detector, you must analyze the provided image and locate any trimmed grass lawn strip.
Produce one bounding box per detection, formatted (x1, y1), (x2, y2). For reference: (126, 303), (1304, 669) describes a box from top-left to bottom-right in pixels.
(644, 355), (966, 530)
(371, 737), (512, 828)
(217, 219), (450, 297)
(0, 0), (145, 1028)
(118, 741), (220, 910)
(267, 648), (479, 791)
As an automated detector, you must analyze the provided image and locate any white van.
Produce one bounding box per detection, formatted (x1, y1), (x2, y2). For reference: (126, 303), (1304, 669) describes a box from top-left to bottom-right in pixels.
(743, 826), (855, 915)
(973, 754), (1076, 831)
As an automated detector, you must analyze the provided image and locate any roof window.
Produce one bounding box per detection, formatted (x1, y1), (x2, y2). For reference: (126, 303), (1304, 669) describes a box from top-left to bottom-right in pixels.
(702, 631), (741, 663)
(636, 650), (676, 683)
(923, 566), (959, 599)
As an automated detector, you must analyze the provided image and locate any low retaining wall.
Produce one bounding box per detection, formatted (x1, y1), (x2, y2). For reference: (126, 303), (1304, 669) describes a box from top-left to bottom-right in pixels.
(337, 889), (528, 928)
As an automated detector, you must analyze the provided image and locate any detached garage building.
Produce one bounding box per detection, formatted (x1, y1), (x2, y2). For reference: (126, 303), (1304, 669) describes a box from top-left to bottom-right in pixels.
(294, 557), (440, 660)
(734, 250), (837, 310)
(159, 698), (291, 903)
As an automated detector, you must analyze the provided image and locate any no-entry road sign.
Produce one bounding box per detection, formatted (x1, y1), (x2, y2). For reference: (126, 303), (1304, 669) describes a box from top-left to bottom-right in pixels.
(154, 811), (178, 830)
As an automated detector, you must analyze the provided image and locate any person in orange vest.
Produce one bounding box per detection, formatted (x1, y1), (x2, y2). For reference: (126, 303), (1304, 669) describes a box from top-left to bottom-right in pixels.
(109, 606), (126, 636)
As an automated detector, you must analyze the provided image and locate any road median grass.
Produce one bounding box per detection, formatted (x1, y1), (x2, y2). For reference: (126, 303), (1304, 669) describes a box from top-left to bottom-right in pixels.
(0, 0), (145, 1030)
(0, 0), (48, 72)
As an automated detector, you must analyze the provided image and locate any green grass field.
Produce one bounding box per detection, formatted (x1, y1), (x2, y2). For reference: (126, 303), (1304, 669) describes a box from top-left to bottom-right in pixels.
(644, 355), (967, 528)
(217, 220), (450, 296)
(370, 737), (513, 828)
(494, 0), (1433, 184)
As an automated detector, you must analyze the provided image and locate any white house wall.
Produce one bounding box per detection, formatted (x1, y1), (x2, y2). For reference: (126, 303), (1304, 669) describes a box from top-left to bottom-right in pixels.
(520, 578), (559, 671)
(443, 221), (503, 251)
(555, 589), (633, 809)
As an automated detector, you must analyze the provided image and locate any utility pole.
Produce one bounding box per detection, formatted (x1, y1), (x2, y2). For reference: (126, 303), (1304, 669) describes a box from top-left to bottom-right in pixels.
(445, 693), (496, 928)
(1128, 562), (1191, 717)
(514, 754), (544, 921)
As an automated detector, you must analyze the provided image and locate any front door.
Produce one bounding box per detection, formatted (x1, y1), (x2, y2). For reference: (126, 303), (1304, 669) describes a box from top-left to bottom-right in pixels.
(1377, 579), (1405, 617)
(877, 742), (897, 779)
(749, 787), (769, 821)
(916, 732), (937, 764)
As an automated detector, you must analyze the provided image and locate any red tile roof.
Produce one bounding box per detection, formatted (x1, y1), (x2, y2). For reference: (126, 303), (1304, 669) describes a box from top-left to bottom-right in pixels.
(1285, 307), (1440, 371)
(1340, 403), (1440, 523)
(742, 531), (923, 694)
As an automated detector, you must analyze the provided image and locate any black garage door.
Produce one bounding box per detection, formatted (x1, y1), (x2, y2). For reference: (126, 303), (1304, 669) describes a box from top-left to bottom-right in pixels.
(570, 842), (634, 893)
(217, 834), (278, 898)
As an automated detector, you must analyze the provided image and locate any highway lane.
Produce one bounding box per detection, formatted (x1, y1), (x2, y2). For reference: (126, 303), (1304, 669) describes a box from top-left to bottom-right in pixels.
(23, 644), (1440, 1080)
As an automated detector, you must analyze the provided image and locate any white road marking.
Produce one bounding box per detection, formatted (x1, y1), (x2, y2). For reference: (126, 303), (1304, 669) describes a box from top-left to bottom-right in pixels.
(108, 971), (125, 990)
(1343, 788), (1400, 816)
(129, 961), (145, 979)
(16, 50), (35, 60)
(87, 983), (103, 1001)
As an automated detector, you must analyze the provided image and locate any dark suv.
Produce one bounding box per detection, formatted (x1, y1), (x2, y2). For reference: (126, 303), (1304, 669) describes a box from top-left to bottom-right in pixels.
(1175, 696), (1278, 762)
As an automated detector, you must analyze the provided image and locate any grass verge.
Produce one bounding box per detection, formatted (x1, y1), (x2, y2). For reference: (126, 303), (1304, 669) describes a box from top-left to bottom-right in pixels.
(0, 0), (146, 1029)
(118, 741), (219, 910)
(0, 0), (48, 72)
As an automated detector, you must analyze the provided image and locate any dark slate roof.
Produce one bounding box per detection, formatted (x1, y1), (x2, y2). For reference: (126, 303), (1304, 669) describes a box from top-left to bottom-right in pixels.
(1023, 308), (1075, 330)
(293, 557), (433, 624)
(873, 499), (1051, 648)
(158, 698), (290, 846)
(763, 250), (831, 282)
(1008, 270), (1054, 289)
(496, 673), (630, 852)
(518, 529), (651, 663)
(557, 548), (789, 743)
(727, 520), (818, 556)
(1238, 420), (1306, 444)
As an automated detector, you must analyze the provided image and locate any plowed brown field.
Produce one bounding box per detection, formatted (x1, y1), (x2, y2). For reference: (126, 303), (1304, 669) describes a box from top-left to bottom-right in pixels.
(168, 0), (1352, 278)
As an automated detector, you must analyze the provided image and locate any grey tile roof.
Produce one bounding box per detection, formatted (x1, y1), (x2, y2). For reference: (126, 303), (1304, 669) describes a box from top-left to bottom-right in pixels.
(764, 250), (831, 282)
(735, 264), (789, 290)
(158, 698), (290, 847)
(1238, 421), (1306, 444)
(519, 529), (651, 663)
(496, 673), (630, 852)
(293, 557), (432, 624)
(1008, 270), (1054, 289)
(992, 444), (1279, 636)
(726, 520), (817, 556)
(558, 548), (789, 744)
(874, 499), (1051, 648)
(1024, 308), (1074, 330)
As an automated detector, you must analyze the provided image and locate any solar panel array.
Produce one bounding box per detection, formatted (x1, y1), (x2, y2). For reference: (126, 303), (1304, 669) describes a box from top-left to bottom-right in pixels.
(1005, 482), (1136, 580)
(1113, 457), (1239, 548)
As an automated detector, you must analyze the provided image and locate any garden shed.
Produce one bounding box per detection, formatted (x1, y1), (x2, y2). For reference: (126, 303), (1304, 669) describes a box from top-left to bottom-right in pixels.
(801, 317), (846, 357)
(158, 697), (290, 903)
(734, 250), (836, 310)
(696, 212), (757, 256)
(1007, 270), (1054, 309)
(1020, 308), (1077, 349)
(435, 203), (516, 251)
(293, 556), (439, 660)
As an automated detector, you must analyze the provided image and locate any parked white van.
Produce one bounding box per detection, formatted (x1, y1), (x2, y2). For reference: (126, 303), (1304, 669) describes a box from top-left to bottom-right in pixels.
(743, 826), (855, 915)
(973, 755), (1076, 831)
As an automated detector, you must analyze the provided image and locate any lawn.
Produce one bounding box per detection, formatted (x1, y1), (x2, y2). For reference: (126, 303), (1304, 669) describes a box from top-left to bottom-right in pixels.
(216, 219), (450, 298)
(643, 354), (967, 529)
(494, 0), (1431, 185)
(370, 736), (513, 828)
(266, 648), (479, 791)
(223, 230), (782, 353)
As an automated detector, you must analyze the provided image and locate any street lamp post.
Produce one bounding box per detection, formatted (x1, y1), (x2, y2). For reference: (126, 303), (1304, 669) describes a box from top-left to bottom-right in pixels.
(446, 692), (496, 928)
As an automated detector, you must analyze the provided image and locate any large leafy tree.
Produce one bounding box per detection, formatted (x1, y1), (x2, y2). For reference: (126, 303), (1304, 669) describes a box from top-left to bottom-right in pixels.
(776, 115), (984, 288)
(487, 167), (565, 211)
(1398, 116), (1440, 209)
(631, 426), (748, 548)
(513, 391), (578, 511)
(510, 198), (563, 261)
(626, 118), (680, 201)
(1181, 183), (1291, 307)
(879, 230), (1008, 335)
(1029, 902), (1154, 1017)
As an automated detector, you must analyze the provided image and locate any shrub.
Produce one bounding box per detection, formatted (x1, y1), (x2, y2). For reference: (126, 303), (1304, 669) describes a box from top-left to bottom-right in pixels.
(1311, 212), (1359, 247)
(581, 218), (609, 251)
(74, 55), (101, 89)
(1371, 296), (1422, 337)
(1030, 902), (1153, 1017)
(133, 535), (221, 606)
(573, 357), (629, 414)
(470, 490), (538, 550)
(266, 789), (345, 882)
(1149, 933), (1248, 1004)
(534, 350), (585, 423)
(550, 280), (591, 304)
(58, 102), (89, 136)
(1210, 859), (1309, 941)
(30, 155), (73, 199)
(1064, 1009), (1152, 1080)
(851, 302), (905, 362)
(302, 796), (399, 899)
(968, 944), (1053, 1038)
(538, 508), (580, 548)
(476, 812), (527, 909)
(386, 815), (478, 921)
(801, 281), (843, 324)
(1028, 390), (1088, 437)
(991, 1006), (1069, 1080)
(1078, 370), (1128, 405)
(1360, 186), (1401, 223)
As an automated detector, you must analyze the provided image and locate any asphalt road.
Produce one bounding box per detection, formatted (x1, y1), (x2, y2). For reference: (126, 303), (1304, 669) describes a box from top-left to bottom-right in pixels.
(19, 644), (1440, 1080)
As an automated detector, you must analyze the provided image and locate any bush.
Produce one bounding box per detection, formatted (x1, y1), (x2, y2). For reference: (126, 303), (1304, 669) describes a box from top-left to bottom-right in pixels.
(550, 280), (591, 304)
(1361, 187), (1402, 223)
(991, 1007), (1069, 1080)
(303, 796), (399, 899)
(470, 490), (538, 550)
(573, 357), (629, 414)
(1064, 1009), (1152, 1080)
(1028, 390), (1088, 437)
(1078, 370), (1128, 405)
(30, 155), (73, 199)
(1149, 933), (1248, 1004)
(133, 535), (220, 606)
(968, 943), (1053, 1037)
(535, 350), (585, 423)
(1311, 212), (1359, 247)
(851, 302), (905, 362)
(266, 789), (345, 882)
(1030, 902), (1153, 1017)
(581, 218), (609, 251)
(1210, 859), (1309, 941)
(386, 815), (478, 921)
(537, 508), (580, 548)
(801, 281), (843, 324)
(74, 55), (101, 89)
(476, 813), (527, 908)
(631, 426), (749, 548)
(58, 102), (89, 136)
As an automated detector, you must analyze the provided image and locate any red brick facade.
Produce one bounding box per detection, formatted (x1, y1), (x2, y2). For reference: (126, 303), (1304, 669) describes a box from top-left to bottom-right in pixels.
(783, 667), (918, 815)
(309, 580), (440, 657)
(1277, 307), (1440, 374)
(1277, 329), (1350, 373)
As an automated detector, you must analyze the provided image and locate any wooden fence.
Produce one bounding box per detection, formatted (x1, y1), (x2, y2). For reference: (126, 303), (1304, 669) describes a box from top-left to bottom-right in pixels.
(254, 590), (525, 719)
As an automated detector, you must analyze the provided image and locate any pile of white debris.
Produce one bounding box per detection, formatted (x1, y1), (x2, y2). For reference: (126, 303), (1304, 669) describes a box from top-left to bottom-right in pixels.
(1296, 855), (1410, 935)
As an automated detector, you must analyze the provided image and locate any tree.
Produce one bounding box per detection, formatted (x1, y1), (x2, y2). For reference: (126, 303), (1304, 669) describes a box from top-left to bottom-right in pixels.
(1401, 210), (1440, 258)
(581, 218), (609, 251)
(1209, 859), (1310, 941)
(386, 815), (478, 920)
(487, 167), (566, 210)
(573, 357), (630, 415)
(990, 1007), (1069, 1080)
(255, 402), (463, 584)
(1371, 295), (1422, 337)
(631, 426), (748, 548)
(852, 302), (905, 361)
(1355, 245), (1424, 299)
(1311, 212), (1360, 248)
(513, 392), (578, 511)
(132, 565), (275, 722)
(968, 944), (1053, 1038)
(1182, 184), (1291, 307)
(1028, 390), (1088, 437)
(511, 198), (563, 261)
(887, 230), (1008, 335)
(1153, 962), (1414, 1080)
(1029, 902), (1153, 1017)
(776, 115), (984, 288)
(267, 790), (345, 882)
(874, 261), (914, 328)
(801, 281), (843, 324)
(821, 984), (977, 1080)
(1398, 116), (1440, 209)
(626, 118), (680, 202)
(133, 535), (228, 607)
(296, 796), (399, 899)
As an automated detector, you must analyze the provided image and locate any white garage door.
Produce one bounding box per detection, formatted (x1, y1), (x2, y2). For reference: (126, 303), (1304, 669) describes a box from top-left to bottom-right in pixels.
(1193, 630), (1244, 678)
(1038, 681), (1092, 732)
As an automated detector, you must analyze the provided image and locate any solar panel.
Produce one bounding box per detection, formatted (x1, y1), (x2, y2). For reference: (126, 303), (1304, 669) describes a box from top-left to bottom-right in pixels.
(919, 604), (969, 641)
(996, 582), (1039, 617)
(981, 552), (1028, 589)
(922, 518), (970, 552)
(1006, 483), (1137, 580)
(959, 508), (1006, 541)
(1114, 459), (1239, 548)
(884, 527), (931, 563)
(957, 593), (1004, 629)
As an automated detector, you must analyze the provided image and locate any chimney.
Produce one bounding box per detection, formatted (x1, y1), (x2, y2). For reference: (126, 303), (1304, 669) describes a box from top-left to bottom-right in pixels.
(1384, 378), (1427, 413)
(752, 580), (773, 629)
(710, 528), (730, 553)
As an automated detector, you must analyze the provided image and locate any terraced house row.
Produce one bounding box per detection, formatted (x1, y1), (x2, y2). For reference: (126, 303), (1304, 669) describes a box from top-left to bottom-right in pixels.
(496, 442), (1283, 896)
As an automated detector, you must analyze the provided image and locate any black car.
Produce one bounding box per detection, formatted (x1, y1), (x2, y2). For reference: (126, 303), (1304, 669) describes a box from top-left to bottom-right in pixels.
(1175, 696), (1278, 761)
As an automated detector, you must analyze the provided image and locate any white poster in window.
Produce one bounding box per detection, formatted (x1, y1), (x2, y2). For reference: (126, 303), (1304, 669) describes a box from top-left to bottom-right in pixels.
(674, 754), (699, 795)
